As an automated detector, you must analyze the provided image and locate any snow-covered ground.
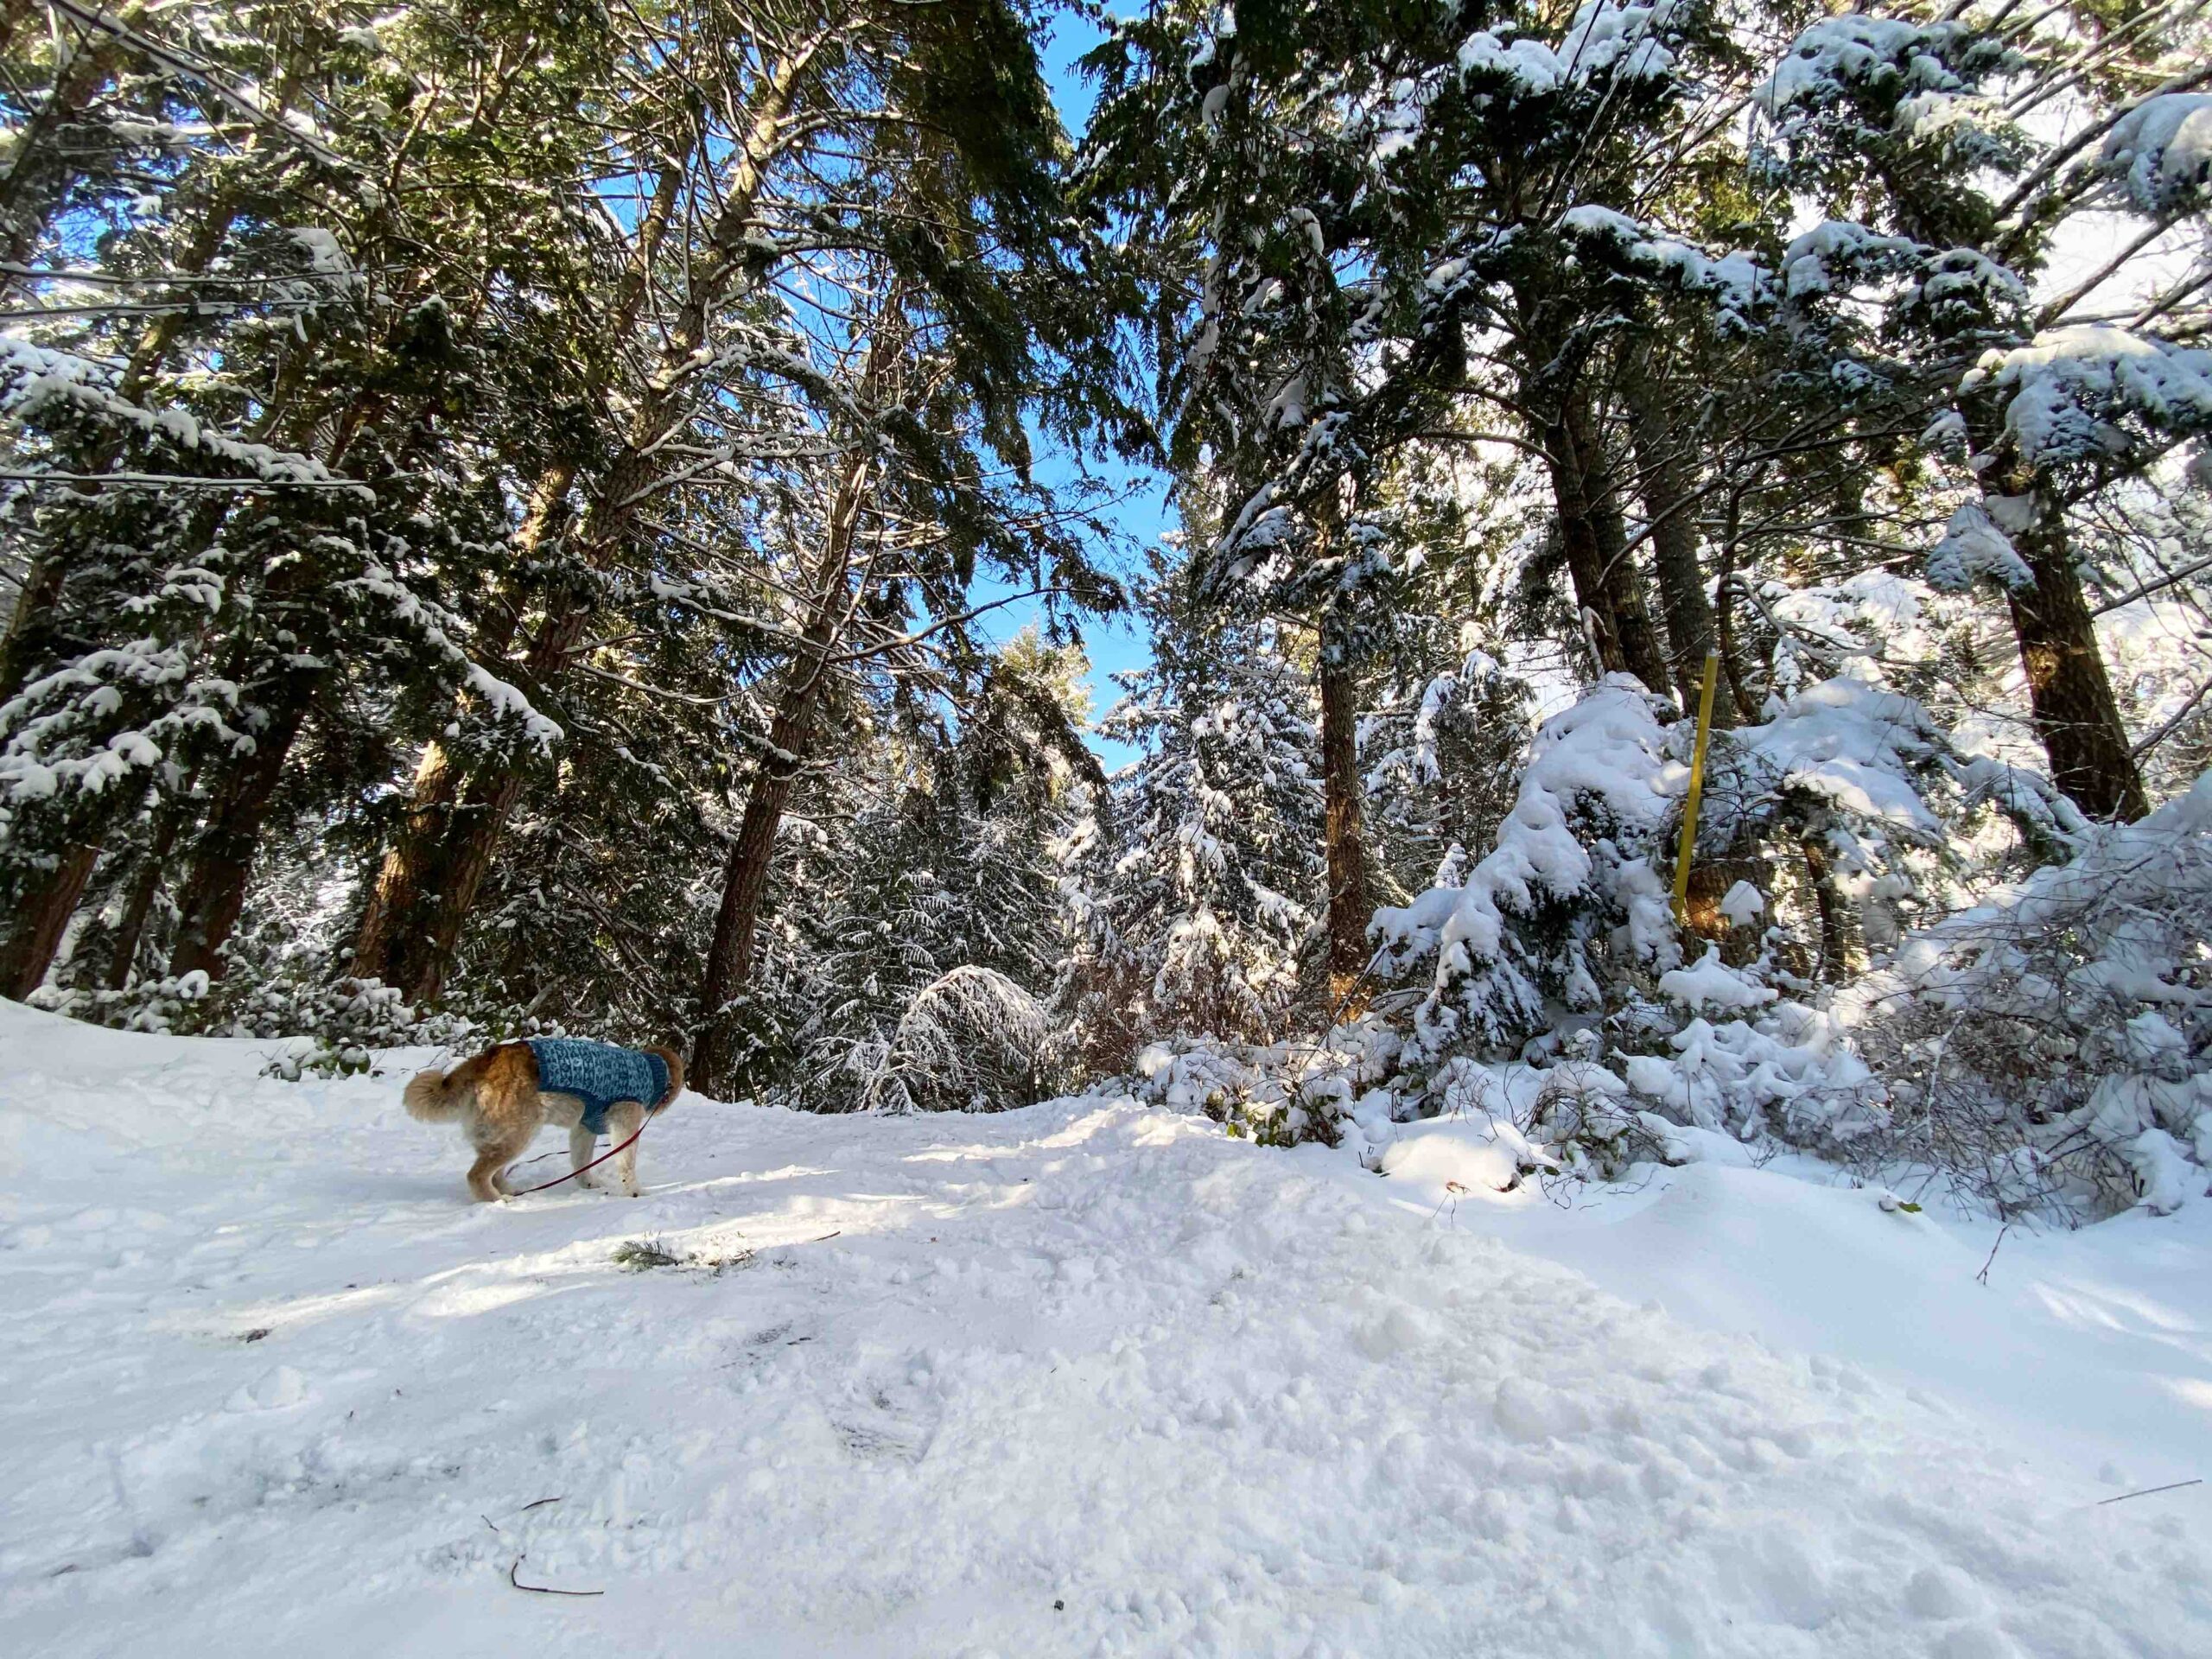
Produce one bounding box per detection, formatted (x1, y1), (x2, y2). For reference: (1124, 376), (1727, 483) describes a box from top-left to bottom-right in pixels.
(3, 1001), (2207, 1657)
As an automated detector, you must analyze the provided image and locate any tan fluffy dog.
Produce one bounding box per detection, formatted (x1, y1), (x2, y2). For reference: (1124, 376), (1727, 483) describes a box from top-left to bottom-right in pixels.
(404, 1042), (683, 1202)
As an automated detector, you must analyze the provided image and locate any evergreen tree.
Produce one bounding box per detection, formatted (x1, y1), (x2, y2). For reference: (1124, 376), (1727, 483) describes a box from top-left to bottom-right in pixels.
(1060, 558), (1325, 1056)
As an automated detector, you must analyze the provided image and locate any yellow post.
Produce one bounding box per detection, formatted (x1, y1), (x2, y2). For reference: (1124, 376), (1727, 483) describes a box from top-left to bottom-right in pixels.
(1672, 652), (1720, 929)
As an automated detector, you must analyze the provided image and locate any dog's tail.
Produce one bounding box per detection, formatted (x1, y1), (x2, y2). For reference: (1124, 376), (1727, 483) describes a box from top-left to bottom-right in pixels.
(647, 1045), (686, 1109)
(404, 1061), (477, 1123)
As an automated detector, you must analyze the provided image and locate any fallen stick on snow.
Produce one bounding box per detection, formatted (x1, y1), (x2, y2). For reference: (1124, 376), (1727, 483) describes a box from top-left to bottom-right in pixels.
(2095, 1478), (2202, 1507)
(484, 1496), (565, 1533)
(509, 1556), (603, 1597)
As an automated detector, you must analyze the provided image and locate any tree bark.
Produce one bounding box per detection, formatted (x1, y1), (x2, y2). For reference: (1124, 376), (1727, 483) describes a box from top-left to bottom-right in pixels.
(373, 594), (595, 1004)
(690, 450), (871, 1096)
(0, 839), (99, 999)
(2002, 497), (2149, 822)
(1586, 453), (1675, 702)
(1544, 417), (1626, 677)
(347, 463), (571, 986)
(168, 671), (316, 980)
(102, 790), (196, 988)
(1318, 605), (1371, 996)
(1546, 400), (1669, 696)
(1625, 375), (1722, 717)
(688, 679), (830, 1096)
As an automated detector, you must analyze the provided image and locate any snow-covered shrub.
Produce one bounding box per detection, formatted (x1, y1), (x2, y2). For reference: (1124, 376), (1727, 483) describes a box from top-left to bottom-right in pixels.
(1618, 951), (1888, 1154)
(1846, 778), (2212, 1218)
(839, 967), (1048, 1115)
(1371, 674), (1680, 1060)
(251, 979), (483, 1079)
(1521, 1037), (1675, 1184)
(1123, 1023), (1400, 1147)
(1694, 671), (1955, 980)
(32, 969), (219, 1038)
(1128, 1039), (1300, 1141)
(1363, 672), (1944, 1175)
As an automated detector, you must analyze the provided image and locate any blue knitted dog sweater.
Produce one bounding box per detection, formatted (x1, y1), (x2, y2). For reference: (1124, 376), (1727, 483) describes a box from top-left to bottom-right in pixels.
(524, 1038), (671, 1136)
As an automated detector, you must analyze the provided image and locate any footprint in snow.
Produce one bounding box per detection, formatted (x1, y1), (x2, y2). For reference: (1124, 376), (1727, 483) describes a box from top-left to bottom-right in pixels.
(226, 1365), (310, 1413)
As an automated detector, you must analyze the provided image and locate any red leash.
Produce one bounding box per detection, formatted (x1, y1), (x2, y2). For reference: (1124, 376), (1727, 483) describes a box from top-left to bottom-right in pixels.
(508, 1099), (672, 1197)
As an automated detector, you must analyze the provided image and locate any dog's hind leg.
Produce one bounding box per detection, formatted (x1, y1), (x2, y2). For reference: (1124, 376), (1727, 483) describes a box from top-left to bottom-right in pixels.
(462, 1046), (547, 1202)
(569, 1124), (600, 1188)
(605, 1101), (646, 1196)
(467, 1122), (539, 1202)
(466, 1145), (512, 1203)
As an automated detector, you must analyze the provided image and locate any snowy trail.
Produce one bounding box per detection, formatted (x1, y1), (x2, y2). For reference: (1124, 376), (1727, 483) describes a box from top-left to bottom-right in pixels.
(2, 1005), (2206, 1658)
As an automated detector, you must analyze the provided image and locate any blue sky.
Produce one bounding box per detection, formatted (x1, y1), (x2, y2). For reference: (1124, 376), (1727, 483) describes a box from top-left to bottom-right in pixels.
(963, 9), (1173, 769)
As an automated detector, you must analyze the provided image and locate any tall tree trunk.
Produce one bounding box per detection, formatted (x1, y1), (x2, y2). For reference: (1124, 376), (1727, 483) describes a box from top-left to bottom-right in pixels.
(691, 452), (871, 1096)
(0, 540), (75, 709)
(391, 773), (518, 1005)
(1586, 451), (1675, 702)
(1955, 406), (2148, 821)
(103, 790), (195, 988)
(352, 63), (814, 988)
(1544, 417), (1627, 677)
(0, 839), (99, 999)
(2002, 493), (2149, 822)
(347, 466), (571, 985)
(376, 594), (594, 1004)
(689, 681), (830, 1096)
(1625, 374), (1722, 717)
(168, 671), (317, 980)
(350, 741), (461, 986)
(1318, 606), (1370, 998)
(1546, 397), (1669, 696)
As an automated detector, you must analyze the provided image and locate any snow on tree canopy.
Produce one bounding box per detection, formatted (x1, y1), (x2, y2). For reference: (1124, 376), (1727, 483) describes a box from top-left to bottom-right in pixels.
(1455, 0), (1685, 98)
(1775, 221), (1917, 300)
(1723, 675), (1948, 843)
(1926, 503), (2032, 594)
(1556, 206), (1767, 327)
(1962, 326), (2212, 467)
(2101, 93), (2212, 216)
(1754, 16), (1983, 127)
